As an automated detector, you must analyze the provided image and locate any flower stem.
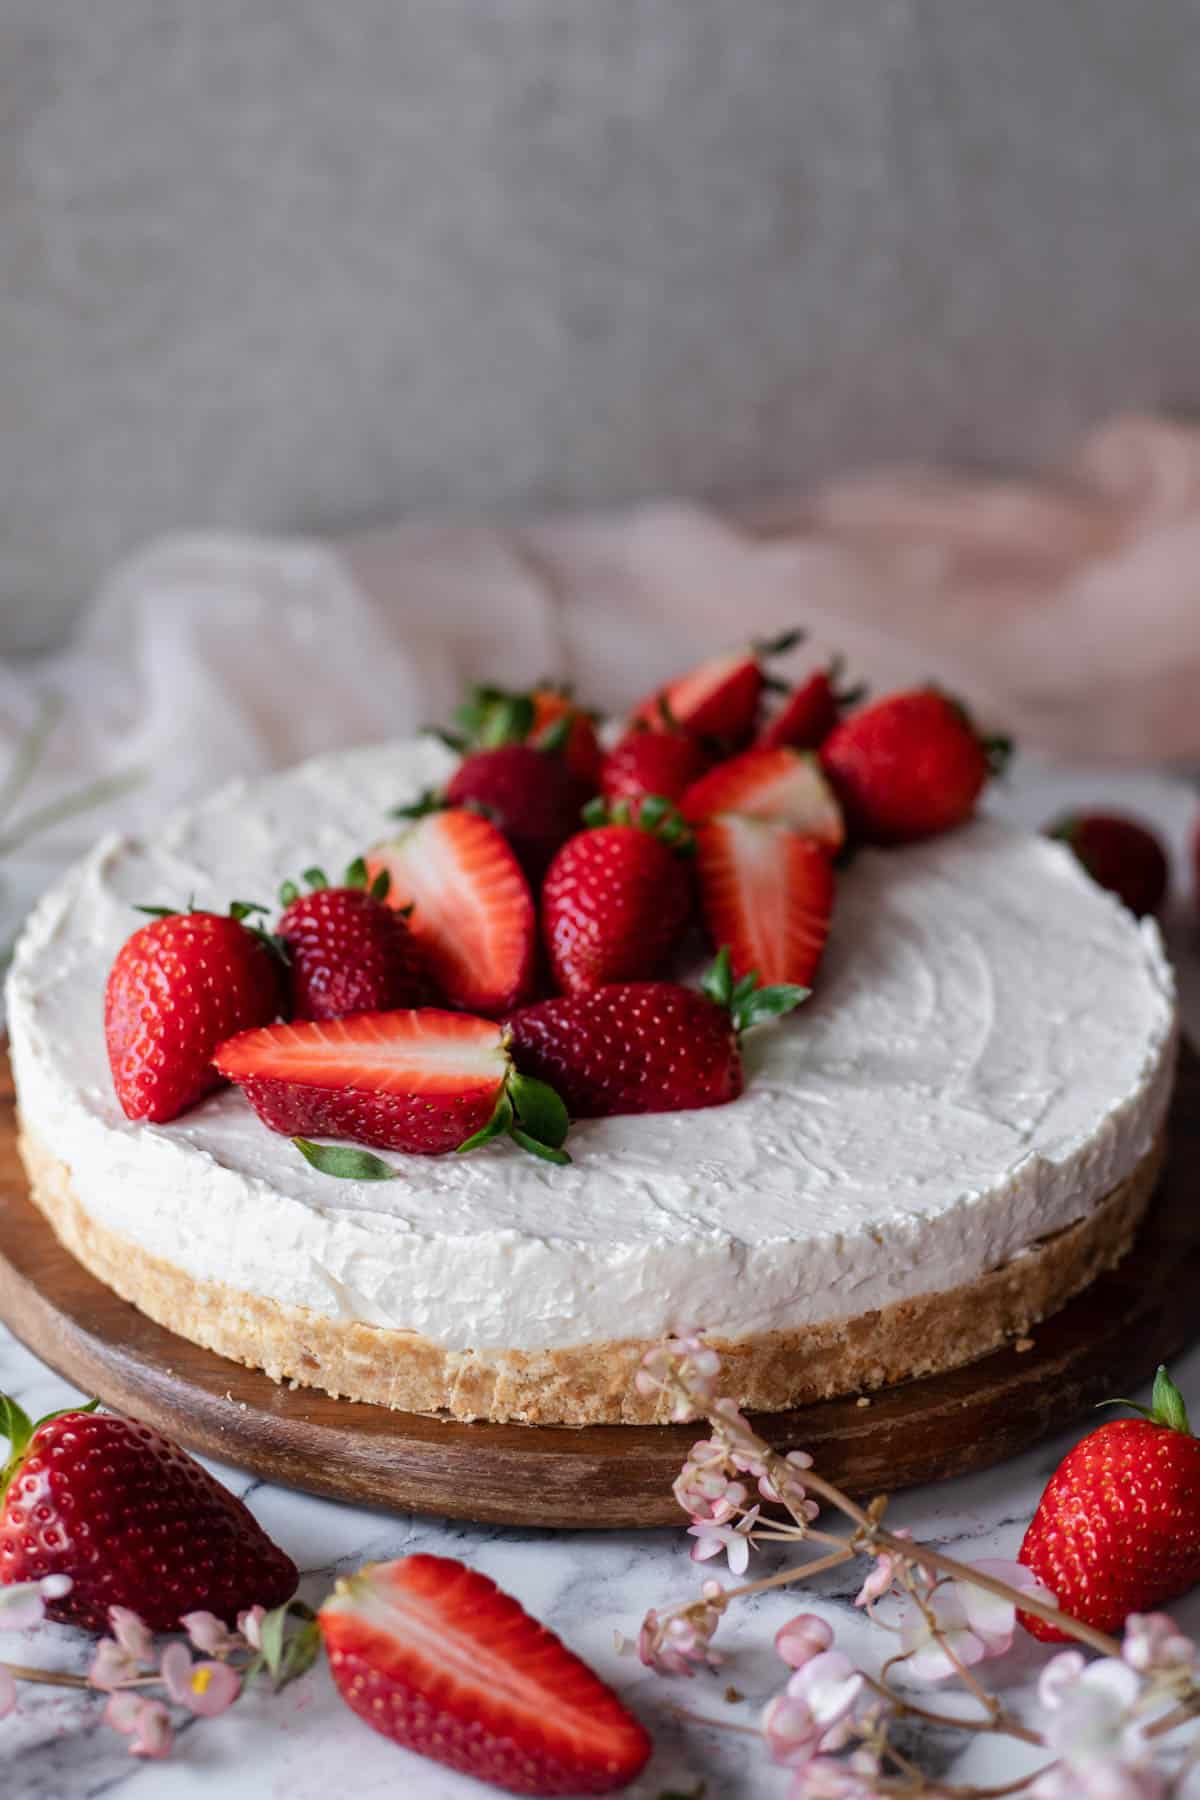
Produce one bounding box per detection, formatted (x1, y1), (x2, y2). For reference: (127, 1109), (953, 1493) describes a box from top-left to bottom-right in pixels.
(1, 1660), (90, 1690)
(721, 1544), (853, 1603)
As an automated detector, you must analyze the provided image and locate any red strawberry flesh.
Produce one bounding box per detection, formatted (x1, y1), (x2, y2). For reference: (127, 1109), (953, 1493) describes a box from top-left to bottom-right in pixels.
(695, 816), (835, 989)
(368, 810), (536, 1015)
(215, 1010), (509, 1154)
(0, 1406), (296, 1633)
(319, 1554), (650, 1795)
(681, 745), (845, 847)
(600, 730), (710, 809)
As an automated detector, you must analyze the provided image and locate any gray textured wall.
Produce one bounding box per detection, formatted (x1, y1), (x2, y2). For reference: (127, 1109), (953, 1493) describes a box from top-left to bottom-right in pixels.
(3, 1), (1200, 651)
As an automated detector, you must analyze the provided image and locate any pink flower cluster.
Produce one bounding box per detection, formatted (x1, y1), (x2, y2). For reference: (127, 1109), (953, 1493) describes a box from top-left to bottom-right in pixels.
(88, 1605), (251, 1758)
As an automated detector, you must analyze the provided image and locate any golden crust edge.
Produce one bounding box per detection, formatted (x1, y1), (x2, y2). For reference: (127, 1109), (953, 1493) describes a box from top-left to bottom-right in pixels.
(17, 1124), (1165, 1425)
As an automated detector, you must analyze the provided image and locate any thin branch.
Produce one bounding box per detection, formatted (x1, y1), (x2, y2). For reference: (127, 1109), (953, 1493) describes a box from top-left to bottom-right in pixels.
(722, 1545), (854, 1603)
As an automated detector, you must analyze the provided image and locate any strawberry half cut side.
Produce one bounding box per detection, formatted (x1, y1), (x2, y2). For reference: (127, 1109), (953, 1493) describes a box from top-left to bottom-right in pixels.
(627, 628), (804, 747)
(367, 809), (536, 1016)
(318, 1555), (651, 1795)
(695, 814), (835, 989)
(680, 745), (845, 848)
(214, 1009), (569, 1163)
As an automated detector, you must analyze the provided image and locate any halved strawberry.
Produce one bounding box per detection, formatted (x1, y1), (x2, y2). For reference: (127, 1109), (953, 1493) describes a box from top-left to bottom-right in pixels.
(627, 629), (802, 747)
(680, 747), (845, 849)
(367, 810), (536, 1015)
(694, 815), (835, 988)
(756, 658), (864, 751)
(214, 1010), (568, 1161)
(319, 1555), (650, 1794)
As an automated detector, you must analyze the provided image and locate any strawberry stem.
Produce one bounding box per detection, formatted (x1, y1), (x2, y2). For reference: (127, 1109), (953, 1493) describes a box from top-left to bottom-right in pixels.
(458, 1067), (572, 1165)
(700, 947), (809, 1035)
(580, 794), (693, 851)
(1100, 1364), (1192, 1434)
(752, 626), (805, 660)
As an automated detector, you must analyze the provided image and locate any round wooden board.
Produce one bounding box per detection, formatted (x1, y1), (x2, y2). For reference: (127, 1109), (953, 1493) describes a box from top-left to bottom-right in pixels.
(0, 1045), (1196, 1529)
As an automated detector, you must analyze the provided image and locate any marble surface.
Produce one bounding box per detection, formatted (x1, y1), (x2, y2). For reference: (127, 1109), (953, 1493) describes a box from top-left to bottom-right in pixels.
(2, 760), (1198, 1799)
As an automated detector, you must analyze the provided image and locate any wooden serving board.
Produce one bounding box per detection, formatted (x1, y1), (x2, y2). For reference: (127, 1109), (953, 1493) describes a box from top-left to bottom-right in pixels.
(0, 1045), (1196, 1529)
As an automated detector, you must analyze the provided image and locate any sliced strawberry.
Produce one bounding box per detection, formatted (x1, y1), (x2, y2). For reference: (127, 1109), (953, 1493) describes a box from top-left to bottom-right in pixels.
(367, 810), (536, 1015)
(319, 1556), (650, 1794)
(680, 746), (845, 849)
(214, 1010), (569, 1161)
(695, 815), (835, 988)
(628, 647), (760, 744)
(756, 658), (864, 751)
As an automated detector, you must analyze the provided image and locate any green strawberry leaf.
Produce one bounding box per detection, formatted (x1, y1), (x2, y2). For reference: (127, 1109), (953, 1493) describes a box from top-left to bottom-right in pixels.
(508, 1072), (569, 1150)
(457, 1092), (514, 1154)
(535, 712), (573, 755)
(1151, 1365), (1191, 1433)
(734, 984), (810, 1033)
(701, 947), (735, 1010)
(369, 868), (391, 903)
(302, 866), (329, 891)
(752, 625), (805, 660)
(293, 1139), (398, 1181)
(511, 1128), (571, 1166)
(229, 900), (269, 923)
(581, 796), (609, 829)
(477, 693), (535, 748)
(344, 857), (368, 889)
(279, 880), (300, 907)
(390, 789), (447, 821)
(133, 904), (177, 918)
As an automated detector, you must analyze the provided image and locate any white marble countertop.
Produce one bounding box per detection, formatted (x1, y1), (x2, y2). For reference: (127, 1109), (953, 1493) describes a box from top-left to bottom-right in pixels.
(2, 760), (1198, 1800)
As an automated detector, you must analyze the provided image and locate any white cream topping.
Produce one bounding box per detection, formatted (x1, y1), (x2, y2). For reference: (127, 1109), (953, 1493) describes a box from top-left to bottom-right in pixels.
(7, 740), (1178, 1351)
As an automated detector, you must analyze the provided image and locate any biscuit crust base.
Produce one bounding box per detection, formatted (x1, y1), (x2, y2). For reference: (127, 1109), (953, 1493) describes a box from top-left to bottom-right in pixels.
(17, 1126), (1165, 1425)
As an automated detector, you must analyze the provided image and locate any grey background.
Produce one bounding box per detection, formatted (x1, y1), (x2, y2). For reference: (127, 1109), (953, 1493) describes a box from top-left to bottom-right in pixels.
(3, 0), (1200, 652)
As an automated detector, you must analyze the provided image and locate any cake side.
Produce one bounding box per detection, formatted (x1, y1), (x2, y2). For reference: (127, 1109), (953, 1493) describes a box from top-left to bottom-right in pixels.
(18, 1125), (1165, 1423)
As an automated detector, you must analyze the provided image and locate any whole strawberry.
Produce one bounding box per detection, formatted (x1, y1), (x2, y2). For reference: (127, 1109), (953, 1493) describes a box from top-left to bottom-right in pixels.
(278, 860), (426, 1018)
(1019, 1367), (1200, 1642)
(319, 1555), (650, 1794)
(507, 949), (806, 1116)
(541, 799), (693, 994)
(1048, 812), (1169, 918)
(445, 681), (603, 786)
(601, 726), (710, 811)
(821, 688), (1008, 843)
(443, 744), (590, 881)
(0, 1396), (297, 1633)
(105, 903), (284, 1123)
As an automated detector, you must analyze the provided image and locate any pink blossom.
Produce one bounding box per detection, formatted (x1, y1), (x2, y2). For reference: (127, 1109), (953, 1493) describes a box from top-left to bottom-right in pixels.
(103, 1691), (145, 1735)
(238, 1604), (266, 1650)
(108, 1606), (153, 1663)
(775, 1613), (835, 1669)
(762, 1650), (864, 1769)
(1121, 1612), (1196, 1675)
(1034, 1653), (1163, 1797)
(639, 1581), (726, 1677)
(688, 1506), (761, 1575)
(89, 1636), (141, 1691)
(0, 1573), (72, 1632)
(128, 1698), (173, 1760)
(673, 1459), (747, 1523)
(0, 1665), (15, 1720)
(897, 1562), (1053, 1681)
(795, 1751), (886, 1798)
(160, 1639), (242, 1715)
(181, 1610), (239, 1656)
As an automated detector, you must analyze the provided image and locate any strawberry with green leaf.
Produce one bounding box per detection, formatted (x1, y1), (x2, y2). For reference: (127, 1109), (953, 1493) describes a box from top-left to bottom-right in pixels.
(105, 901), (285, 1123)
(541, 797), (694, 994)
(215, 1008), (570, 1164)
(626, 629), (804, 749)
(507, 948), (806, 1117)
(0, 1396), (296, 1633)
(1019, 1366), (1200, 1641)
(278, 859), (427, 1020)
